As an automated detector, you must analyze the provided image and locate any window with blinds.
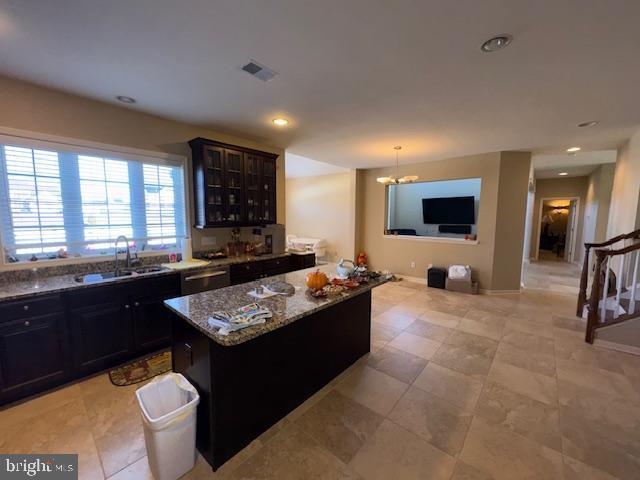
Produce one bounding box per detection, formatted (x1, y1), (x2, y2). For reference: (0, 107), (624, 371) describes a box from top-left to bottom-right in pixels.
(0, 141), (186, 261)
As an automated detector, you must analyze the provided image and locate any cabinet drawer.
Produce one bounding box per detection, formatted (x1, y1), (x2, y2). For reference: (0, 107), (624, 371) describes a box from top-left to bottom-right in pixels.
(231, 262), (262, 276)
(261, 258), (290, 276)
(0, 294), (63, 323)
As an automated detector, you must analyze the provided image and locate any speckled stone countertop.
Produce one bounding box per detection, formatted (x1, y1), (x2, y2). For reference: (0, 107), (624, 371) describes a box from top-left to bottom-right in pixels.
(0, 252), (292, 303)
(164, 263), (390, 346)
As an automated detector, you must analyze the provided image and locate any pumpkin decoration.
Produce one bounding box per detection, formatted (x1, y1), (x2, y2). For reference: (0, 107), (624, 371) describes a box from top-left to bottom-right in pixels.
(306, 269), (329, 291)
(356, 252), (368, 266)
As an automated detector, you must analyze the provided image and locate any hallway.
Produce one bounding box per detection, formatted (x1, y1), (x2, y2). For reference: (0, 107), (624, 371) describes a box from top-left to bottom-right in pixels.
(522, 257), (582, 295)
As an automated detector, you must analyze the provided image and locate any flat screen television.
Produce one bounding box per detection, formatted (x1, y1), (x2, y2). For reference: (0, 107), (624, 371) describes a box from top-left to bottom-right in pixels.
(422, 196), (475, 224)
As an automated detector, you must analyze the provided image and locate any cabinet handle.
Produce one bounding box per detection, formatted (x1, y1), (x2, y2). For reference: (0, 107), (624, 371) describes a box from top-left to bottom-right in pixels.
(125, 304), (130, 309)
(24, 320), (30, 327)
(134, 302), (140, 307)
(23, 305), (29, 311)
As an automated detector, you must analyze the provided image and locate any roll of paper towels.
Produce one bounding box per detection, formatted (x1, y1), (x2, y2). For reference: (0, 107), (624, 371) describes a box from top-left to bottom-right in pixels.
(181, 237), (193, 261)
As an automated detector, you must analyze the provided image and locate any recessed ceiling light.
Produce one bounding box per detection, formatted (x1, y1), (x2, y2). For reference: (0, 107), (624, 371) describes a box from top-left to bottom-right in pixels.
(566, 146), (581, 153)
(558, 172), (569, 176)
(578, 121), (599, 128)
(272, 118), (289, 127)
(481, 34), (513, 52)
(116, 95), (136, 104)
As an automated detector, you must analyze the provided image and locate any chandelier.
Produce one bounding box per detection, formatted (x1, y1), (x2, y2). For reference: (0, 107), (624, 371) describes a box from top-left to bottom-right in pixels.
(376, 146), (419, 184)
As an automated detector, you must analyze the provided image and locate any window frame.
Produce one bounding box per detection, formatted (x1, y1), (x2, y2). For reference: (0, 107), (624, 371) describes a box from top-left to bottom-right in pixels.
(0, 127), (189, 269)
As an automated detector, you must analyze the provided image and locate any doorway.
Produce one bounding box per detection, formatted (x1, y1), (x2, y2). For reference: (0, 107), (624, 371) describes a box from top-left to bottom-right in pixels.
(536, 197), (580, 263)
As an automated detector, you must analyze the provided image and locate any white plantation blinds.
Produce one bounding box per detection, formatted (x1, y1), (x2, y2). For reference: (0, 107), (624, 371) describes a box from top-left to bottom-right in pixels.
(0, 141), (186, 259)
(3, 146), (65, 254)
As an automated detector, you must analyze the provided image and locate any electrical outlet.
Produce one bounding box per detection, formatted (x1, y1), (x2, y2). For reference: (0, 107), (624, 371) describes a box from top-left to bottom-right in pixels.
(410, 261), (416, 268)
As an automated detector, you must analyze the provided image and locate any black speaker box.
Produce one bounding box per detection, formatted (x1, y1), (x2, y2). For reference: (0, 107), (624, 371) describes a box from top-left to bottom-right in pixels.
(427, 267), (447, 289)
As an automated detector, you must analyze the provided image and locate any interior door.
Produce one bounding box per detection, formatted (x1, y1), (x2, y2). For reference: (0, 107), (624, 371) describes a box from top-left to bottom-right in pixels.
(565, 200), (577, 262)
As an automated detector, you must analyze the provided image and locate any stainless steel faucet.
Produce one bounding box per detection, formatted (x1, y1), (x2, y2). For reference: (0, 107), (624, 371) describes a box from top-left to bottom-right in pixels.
(114, 235), (131, 277)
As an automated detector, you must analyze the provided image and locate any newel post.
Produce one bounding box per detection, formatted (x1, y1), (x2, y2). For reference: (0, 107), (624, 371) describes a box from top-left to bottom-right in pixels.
(577, 245), (591, 316)
(585, 250), (605, 343)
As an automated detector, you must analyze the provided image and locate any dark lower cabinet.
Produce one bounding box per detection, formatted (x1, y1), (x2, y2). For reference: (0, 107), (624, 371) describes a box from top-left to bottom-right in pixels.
(230, 254), (316, 285)
(289, 252), (316, 271)
(0, 256), (306, 405)
(69, 302), (134, 376)
(0, 311), (69, 401)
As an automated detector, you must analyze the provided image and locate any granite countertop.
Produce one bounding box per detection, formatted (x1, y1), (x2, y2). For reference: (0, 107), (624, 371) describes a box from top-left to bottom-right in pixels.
(0, 252), (292, 302)
(164, 263), (390, 347)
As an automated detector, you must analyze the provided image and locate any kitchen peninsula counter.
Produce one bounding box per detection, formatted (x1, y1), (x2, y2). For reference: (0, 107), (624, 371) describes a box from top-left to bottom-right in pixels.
(166, 263), (389, 471)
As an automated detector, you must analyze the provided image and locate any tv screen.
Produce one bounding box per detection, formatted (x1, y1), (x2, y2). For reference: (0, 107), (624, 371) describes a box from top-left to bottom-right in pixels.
(422, 196), (475, 224)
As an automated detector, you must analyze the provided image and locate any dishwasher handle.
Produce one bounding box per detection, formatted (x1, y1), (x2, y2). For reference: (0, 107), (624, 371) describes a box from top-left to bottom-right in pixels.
(183, 270), (228, 282)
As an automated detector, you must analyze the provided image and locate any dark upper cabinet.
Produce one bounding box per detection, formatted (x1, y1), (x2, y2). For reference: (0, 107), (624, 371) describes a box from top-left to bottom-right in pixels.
(189, 138), (279, 228)
(261, 156), (277, 224)
(0, 311), (69, 401)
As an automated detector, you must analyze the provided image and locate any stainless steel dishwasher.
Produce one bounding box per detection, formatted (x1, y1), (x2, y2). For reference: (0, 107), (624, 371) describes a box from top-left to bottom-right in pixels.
(180, 266), (230, 295)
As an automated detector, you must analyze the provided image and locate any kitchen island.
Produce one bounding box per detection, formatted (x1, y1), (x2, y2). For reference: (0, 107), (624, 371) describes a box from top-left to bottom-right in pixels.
(164, 263), (389, 471)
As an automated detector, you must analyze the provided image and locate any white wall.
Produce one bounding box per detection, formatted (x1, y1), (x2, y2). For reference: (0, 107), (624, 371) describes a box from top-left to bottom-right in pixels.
(285, 171), (356, 261)
(608, 130), (640, 237)
(387, 178), (481, 237)
(583, 164), (615, 248)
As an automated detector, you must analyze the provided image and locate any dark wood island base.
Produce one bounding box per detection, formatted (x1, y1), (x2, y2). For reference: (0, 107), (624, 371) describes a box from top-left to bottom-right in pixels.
(170, 290), (372, 471)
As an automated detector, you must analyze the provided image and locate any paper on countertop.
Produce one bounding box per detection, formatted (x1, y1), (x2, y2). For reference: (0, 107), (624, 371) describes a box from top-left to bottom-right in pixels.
(248, 288), (279, 299)
(208, 303), (273, 335)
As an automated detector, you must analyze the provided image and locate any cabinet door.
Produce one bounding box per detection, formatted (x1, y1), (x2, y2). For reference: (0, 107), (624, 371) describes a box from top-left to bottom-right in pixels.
(260, 157), (277, 223)
(69, 301), (134, 375)
(0, 312), (69, 403)
(132, 297), (173, 352)
(224, 149), (245, 223)
(244, 153), (261, 224)
(203, 145), (226, 225)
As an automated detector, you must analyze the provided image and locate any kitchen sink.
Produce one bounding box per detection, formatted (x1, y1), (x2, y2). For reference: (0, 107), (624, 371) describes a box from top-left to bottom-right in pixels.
(74, 266), (169, 283)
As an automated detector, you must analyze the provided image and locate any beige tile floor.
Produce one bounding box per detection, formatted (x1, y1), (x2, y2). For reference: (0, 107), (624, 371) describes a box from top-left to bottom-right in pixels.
(522, 256), (582, 295)
(2, 281), (640, 479)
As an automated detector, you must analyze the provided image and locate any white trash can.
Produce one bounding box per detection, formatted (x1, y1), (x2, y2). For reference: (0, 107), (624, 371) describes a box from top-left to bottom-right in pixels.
(136, 372), (200, 480)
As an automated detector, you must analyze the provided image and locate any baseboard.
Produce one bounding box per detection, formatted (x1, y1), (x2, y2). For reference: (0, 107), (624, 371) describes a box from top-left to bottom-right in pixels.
(397, 275), (425, 285)
(593, 338), (640, 356)
(480, 288), (521, 295)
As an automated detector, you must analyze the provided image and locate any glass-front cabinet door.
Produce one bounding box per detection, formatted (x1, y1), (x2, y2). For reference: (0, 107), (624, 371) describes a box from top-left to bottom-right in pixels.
(204, 146), (225, 225)
(244, 153), (261, 223)
(190, 138), (278, 228)
(261, 157), (277, 223)
(223, 149), (244, 223)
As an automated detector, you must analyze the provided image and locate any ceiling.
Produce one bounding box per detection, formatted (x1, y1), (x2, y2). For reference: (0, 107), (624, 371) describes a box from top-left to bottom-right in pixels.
(1, 0), (639, 169)
(533, 150), (617, 178)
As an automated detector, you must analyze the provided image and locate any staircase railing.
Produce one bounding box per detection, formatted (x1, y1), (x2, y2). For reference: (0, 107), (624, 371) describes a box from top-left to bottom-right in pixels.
(579, 229), (640, 343)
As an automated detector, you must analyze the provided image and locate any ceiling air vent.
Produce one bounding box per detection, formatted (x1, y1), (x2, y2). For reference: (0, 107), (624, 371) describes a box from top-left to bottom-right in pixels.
(241, 60), (278, 82)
